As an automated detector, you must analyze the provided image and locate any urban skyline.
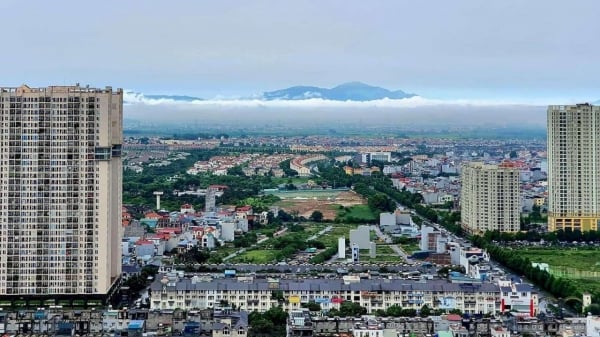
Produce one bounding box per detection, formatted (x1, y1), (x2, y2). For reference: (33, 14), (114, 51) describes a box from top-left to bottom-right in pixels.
(0, 1), (599, 336)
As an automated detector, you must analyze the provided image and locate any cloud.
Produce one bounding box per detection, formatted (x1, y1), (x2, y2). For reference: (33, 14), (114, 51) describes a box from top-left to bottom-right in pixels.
(123, 90), (563, 109)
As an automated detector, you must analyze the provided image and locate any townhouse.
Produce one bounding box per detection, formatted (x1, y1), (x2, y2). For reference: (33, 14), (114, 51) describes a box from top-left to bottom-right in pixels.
(149, 276), (502, 315)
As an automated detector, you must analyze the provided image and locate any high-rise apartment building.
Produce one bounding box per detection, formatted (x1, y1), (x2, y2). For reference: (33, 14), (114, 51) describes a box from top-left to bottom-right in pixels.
(460, 162), (520, 234)
(547, 104), (600, 232)
(0, 85), (122, 303)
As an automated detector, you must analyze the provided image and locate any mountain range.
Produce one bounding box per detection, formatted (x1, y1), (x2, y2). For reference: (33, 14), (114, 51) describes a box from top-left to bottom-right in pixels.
(262, 82), (416, 101)
(125, 82), (416, 104)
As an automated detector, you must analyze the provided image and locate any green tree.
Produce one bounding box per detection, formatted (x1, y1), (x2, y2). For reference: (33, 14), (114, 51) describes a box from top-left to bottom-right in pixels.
(585, 304), (600, 315)
(310, 210), (324, 222)
(301, 302), (322, 311)
(386, 305), (403, 317)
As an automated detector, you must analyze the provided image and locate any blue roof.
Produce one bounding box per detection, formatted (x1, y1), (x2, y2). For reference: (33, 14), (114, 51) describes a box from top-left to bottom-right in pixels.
(122, 264), (141, 273)
(128, 320), (145, 330)
(140, 219), (159, 228)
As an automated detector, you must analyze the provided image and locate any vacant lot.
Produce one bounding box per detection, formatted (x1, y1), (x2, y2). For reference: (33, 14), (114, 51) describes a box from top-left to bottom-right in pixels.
(337, 204), (377, 223)
(517, 247), (600, 274)
(516, 247), (600, 296)
(228, 249), (278, 264)
(271, 190), (365, 220)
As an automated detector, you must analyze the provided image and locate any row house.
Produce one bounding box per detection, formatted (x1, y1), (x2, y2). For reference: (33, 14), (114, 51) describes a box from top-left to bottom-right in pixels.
(149, 277), (506, 315)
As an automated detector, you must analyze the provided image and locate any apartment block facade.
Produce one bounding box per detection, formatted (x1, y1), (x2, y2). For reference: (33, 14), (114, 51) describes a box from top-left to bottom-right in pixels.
(460, 162), (520, 234)
(547, 104), (600, 231)
(150, 276), (504, 315)
(0, 85), (122, 301)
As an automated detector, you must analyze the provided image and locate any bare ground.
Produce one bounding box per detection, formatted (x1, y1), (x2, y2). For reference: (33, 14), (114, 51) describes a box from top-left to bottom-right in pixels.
(276, 191), (365, 220)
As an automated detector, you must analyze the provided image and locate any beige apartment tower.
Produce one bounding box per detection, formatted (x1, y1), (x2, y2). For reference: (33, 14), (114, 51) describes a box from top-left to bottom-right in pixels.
(460, 162), (520, 234)
(547, 104), (600, 232)
(0, 85), (122, 303)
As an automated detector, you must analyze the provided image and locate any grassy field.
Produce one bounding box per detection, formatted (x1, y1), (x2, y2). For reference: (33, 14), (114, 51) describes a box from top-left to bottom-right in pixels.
(319, 224), (359, 247)
(337, 205), (377, 222)
(267, 189), (345, 199)
(399, 242), (421, 255)
(375, 245), (396, 255)
(228, 249), (278, 264)
(303, 223), (328, 236)
(516, 247), (600, 273)
(359, 254), (404, 262)
(515, 247), (600, 296)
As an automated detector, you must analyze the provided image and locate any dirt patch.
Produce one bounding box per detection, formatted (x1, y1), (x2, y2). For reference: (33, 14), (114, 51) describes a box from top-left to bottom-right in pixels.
(276, 190), (366, 220)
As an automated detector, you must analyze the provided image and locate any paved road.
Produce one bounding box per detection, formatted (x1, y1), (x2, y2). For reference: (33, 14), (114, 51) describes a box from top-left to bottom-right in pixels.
(307, 225), (333, 241)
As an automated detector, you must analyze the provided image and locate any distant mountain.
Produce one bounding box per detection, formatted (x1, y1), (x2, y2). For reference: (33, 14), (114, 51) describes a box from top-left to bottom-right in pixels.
(144, 94), (203, 102)
(262, 82), (416, 101)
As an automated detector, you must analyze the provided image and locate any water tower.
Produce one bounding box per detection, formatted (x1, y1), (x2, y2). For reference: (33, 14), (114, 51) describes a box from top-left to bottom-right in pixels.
(153, 191), (164, 210)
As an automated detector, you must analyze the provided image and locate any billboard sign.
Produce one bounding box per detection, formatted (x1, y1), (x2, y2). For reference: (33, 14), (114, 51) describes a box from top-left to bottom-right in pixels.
(439, 297), (456, 309)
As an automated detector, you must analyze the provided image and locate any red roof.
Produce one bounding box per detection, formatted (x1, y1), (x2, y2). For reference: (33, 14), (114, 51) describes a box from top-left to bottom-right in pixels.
(144, 212), (162, 219)
(447, 314), (462, 321)
(158, 228), (182, 234)
(135, 239), (154, 245)
(147, 233), (170, 240)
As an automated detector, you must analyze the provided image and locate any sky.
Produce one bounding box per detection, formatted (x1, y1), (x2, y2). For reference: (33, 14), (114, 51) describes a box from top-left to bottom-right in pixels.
(1, 0), (599, 102)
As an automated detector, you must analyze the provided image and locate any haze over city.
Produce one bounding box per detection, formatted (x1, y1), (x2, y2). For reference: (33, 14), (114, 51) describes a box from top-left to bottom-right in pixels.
(1, 1), (599, 129)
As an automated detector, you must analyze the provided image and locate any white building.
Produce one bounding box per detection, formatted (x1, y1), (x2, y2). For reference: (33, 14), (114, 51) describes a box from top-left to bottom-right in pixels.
(338, 237), (346, 259)
(548, 104), (600, 232)
(379, 212), (396, 228)
(349, 225), (371, 249)
(586, 314), (600, 337)
(360, 152), (391, 164)
(0, 85), (122, 300)
(460, 162), (520, 234)
(498, 280), (538, 317)
(220, 222), (236, 242)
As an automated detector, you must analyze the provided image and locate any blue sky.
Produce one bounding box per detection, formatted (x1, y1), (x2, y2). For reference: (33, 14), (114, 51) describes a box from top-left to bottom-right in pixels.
(1, 0), (599, 102)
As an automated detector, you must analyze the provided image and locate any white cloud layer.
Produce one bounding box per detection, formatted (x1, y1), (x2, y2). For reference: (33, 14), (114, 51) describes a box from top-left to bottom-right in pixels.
(123, 90), (569, 108)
